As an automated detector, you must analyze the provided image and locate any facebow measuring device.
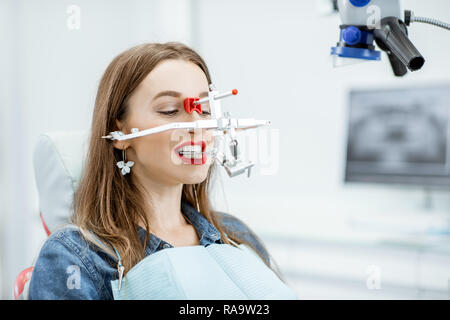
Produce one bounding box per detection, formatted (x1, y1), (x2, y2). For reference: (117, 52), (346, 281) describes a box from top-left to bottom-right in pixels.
(102, 84), (271, 178)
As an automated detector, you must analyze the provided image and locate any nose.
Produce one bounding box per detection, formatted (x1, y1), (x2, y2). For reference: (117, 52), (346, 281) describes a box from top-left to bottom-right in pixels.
(184, 109), (203, 129)
(183, 98), (211, 138)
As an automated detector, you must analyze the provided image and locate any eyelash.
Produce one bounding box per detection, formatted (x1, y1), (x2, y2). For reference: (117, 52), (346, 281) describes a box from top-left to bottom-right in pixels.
(158, 110), (211, 116)
(158, 110), (178, 116)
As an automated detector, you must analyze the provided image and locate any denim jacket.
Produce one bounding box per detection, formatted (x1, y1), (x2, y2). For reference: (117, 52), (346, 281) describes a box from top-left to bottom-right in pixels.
(28, 200), (270, 300)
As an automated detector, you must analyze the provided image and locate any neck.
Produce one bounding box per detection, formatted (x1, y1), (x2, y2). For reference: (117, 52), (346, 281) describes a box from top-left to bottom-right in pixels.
(132, 174), (188, 234)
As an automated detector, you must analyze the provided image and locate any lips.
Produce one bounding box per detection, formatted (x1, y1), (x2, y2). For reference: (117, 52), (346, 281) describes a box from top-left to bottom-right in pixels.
(174, 140), (207, 165)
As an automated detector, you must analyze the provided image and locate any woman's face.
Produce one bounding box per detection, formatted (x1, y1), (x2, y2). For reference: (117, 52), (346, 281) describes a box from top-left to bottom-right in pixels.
(115, 59), (214, 186)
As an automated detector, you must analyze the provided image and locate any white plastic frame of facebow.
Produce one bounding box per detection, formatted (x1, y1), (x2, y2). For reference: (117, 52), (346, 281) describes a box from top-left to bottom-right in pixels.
(101, 86), (270, 141)
(101, 86), (271, 177)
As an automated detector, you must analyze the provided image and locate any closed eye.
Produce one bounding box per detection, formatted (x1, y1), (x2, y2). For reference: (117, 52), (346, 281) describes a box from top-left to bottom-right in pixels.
(158, 109), (210, 116)
(158, 110), (179, 116)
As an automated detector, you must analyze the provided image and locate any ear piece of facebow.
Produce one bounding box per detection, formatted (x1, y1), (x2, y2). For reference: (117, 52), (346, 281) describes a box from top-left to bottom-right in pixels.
(184, 98), (202, 114)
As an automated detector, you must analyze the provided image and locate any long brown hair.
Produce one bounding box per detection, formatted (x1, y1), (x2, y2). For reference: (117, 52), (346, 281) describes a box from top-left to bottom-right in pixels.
(73, 42), (283, 280)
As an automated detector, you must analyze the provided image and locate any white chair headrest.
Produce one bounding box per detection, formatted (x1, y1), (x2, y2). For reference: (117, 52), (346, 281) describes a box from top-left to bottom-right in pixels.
(33, 132), (90, 233)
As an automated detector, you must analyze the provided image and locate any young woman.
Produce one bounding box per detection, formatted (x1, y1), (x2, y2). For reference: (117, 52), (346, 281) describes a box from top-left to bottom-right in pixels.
(28, 42), (297, 299)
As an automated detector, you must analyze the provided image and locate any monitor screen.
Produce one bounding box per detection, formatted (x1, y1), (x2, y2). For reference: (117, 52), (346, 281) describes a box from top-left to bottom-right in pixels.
(344, 85), (450, 188)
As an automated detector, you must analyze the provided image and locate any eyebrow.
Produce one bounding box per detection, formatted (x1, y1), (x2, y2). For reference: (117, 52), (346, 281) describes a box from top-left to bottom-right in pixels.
(152, 90), (209, 101)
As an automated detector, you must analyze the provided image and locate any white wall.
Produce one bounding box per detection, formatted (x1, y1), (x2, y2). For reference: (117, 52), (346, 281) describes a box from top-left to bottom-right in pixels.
(1, 0), (449, 299)
(193, 1), (450, 298)
(193, 0), (450, 232)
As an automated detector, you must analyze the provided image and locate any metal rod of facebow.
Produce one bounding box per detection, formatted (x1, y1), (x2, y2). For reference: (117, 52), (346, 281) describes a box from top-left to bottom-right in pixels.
(193, 89), (238, 105)
(102, 118), (270, 141)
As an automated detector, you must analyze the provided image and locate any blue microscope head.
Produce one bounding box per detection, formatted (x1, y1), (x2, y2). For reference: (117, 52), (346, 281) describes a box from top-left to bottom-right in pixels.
(331, 0), (425, 76)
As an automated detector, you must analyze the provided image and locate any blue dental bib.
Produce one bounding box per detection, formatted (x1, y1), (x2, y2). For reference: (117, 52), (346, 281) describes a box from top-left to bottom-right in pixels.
(110, 243), (298, 300)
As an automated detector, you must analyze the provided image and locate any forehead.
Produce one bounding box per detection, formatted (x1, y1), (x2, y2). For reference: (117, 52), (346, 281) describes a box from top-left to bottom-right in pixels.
(142, 59), (209, 98)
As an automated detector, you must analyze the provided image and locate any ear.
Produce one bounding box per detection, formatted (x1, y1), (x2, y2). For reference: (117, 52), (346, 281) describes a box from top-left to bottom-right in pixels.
(113, 119), (130, 151)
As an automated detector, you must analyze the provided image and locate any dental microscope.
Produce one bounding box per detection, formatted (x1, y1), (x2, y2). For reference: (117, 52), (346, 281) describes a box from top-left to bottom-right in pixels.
(330, 0), (450, 76)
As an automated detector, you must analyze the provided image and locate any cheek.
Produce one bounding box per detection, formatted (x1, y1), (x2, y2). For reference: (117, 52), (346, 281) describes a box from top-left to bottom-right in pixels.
(132, 130), (186, 167)
(132, 133), (172, 165)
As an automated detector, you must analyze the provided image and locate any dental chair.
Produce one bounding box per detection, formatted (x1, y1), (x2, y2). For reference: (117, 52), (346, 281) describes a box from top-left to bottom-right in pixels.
(14, 131), (89, 299)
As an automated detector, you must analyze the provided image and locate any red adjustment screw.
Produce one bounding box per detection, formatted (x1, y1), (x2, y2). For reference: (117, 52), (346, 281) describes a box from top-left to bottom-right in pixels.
(184, 97), (202, 114)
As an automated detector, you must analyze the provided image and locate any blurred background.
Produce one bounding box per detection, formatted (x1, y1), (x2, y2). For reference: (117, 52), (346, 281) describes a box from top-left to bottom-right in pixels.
(1, 0), (450, 299)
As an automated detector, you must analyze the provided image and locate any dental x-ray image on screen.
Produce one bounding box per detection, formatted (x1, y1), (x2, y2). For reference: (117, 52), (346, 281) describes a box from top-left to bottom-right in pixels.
(345, 85), (450, 188)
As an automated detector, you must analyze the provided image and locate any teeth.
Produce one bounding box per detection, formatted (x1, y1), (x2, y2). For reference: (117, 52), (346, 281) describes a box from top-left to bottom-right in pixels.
(180, 154), (202, 159)
(179, 151), (203, 159)
(179, 145), (202, 152)
(177, 144), (204, 159)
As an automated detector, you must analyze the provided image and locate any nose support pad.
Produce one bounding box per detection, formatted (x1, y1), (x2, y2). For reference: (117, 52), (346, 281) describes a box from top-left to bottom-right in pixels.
(184, 97), (202, 114)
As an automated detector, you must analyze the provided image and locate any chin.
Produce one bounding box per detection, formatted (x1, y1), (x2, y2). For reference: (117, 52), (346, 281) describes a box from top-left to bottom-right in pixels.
(179, 167), (210, 185)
